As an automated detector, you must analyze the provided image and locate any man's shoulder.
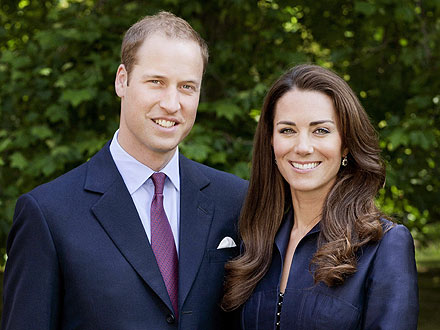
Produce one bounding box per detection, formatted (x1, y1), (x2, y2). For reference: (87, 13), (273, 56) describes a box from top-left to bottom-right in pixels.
(180, 156), (248, 212)
(28, 143), (111, 200)
(180, 155), (247, 188)
(26, 160), (88, 201)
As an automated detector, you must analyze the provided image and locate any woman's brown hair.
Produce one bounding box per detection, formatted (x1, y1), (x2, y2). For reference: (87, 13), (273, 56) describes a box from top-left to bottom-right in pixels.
(222, 64), (386, 311)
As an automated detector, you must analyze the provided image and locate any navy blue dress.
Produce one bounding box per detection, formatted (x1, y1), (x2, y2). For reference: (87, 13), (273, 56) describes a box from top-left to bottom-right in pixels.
(241, 210), (419, 329)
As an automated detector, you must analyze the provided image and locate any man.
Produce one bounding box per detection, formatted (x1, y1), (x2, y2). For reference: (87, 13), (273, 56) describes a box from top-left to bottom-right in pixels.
(2, 12), (247, 329)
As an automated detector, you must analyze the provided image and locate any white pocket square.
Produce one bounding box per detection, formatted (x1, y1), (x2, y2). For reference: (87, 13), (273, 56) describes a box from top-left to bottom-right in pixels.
(217, 236), (237, 249)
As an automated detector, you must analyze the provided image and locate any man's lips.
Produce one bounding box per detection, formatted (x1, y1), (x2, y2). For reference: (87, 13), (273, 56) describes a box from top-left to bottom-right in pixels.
(153, 119), (178, 128)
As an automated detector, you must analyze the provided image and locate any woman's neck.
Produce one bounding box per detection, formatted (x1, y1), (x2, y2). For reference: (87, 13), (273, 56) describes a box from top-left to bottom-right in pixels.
(290, 188), (327, 232)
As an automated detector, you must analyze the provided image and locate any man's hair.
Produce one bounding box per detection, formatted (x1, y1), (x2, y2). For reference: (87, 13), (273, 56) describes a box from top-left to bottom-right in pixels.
(121, 11), (209, 80)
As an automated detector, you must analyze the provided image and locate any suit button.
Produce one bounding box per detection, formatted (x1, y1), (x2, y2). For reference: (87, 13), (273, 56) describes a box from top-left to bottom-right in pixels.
(166, 314), (175, 324)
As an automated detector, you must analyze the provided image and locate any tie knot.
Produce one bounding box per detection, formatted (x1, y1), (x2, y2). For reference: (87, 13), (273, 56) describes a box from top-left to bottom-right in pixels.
(151, 172), (166, 195)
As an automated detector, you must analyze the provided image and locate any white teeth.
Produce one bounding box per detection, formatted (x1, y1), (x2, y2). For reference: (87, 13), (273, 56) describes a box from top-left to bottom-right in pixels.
(291, 162), (320, 170)
(155, 119), (176, 128)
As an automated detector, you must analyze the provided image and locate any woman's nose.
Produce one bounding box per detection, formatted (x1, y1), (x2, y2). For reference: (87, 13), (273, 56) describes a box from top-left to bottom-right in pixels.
(293, 133), (314, 155)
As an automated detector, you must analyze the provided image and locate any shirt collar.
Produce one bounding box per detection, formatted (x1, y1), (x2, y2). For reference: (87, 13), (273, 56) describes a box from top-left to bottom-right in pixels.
(109, 130), (180, 194)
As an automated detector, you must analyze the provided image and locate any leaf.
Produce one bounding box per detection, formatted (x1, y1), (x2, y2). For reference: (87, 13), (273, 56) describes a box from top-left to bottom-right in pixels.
(51, 145), (71, 157)
(61, 89), (95, 107)
(210, 152), (227, 164)
(60, 27), (101, 43)
(0, 138), (12, 152)
(42, 160), (57, 176)
(34, 30), (60, 51)
(388, 128), (409, 149)
(395, 5), (415, 23)
(31, 125), (53, 140)
(407, 96), (432, 109)
(45, 105), (69, 123)
(214, 101), (242, 122)
(32, 154), (57, 176)
(76, 137), (108, 155)
(409, 131), (434, 150)
(9, 152), (27, 170)
(231, 161), (250, 180)
(354, 1), (376, 16)
(180, 144), (210, 162)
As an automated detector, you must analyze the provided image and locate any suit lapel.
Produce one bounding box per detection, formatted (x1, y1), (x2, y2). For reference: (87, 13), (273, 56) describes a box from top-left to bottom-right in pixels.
(178, 155), (214, 307)
(84, 143), (174, 313)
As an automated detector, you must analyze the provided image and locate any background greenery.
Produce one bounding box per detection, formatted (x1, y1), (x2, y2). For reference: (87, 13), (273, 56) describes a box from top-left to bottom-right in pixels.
(0, 0), (439, 326)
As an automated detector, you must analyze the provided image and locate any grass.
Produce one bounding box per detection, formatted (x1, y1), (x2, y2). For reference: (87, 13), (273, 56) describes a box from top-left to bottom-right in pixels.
(417, 242), (440, 330)
(418, 268), (440, 330)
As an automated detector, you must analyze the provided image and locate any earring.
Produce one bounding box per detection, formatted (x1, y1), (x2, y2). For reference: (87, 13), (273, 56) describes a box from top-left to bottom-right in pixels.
(341, 156), (348, 167)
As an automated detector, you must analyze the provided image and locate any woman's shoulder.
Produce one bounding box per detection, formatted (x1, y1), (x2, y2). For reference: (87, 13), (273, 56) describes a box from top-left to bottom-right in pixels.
(377, 217), (415, 252)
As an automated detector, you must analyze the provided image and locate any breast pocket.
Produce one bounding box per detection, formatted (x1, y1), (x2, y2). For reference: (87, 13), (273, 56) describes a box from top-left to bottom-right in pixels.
(207, 247), (239, 263)
(296, 291), (361, 330)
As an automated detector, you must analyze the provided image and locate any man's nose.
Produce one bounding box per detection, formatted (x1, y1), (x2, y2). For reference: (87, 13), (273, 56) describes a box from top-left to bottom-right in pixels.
(159, 88), (181, 113)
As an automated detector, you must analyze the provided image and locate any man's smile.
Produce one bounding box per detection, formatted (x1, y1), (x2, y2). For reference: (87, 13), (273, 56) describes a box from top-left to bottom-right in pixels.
(154, 119), (177, 128)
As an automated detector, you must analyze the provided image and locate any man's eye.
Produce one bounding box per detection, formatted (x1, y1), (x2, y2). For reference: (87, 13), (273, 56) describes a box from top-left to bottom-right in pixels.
(182, 84), (195, 91)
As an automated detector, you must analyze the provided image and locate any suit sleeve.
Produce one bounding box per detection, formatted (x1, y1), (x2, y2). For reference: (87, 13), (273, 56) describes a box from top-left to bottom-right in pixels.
(362, 224), (419, 329)
(1, 194), (62, 330)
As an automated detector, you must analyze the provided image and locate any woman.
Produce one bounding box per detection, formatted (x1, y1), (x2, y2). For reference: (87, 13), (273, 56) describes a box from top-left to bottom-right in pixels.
(222, 64), (418, 329)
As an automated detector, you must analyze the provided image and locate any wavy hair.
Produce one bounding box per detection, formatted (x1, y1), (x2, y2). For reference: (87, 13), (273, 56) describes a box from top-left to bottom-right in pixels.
(222, 64), (386, 311)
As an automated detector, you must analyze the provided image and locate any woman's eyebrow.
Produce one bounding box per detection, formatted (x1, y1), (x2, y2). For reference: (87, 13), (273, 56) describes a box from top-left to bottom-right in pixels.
(309, 120), (334, 126)
(275, 119), (334, 126)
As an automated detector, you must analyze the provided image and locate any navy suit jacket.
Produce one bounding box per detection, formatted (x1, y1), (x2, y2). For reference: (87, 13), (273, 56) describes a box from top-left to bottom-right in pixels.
(241, 209), (419, 329)
(2, 143), (247, 329)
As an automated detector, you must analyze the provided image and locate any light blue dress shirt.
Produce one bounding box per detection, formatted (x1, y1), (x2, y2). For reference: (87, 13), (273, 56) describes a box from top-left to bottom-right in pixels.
(109, 130), (181, 252)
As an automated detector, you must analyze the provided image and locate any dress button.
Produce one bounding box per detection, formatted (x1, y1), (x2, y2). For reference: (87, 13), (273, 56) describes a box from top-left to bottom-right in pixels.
(166, 314), (175, 324)
(276, 321), (280, 326)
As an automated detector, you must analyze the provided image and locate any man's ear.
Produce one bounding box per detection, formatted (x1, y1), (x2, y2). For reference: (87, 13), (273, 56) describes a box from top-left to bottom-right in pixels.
(115, 64), (128, 98)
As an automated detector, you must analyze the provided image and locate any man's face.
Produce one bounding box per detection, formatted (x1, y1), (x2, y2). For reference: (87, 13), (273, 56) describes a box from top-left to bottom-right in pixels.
(115, 34), (204, 170)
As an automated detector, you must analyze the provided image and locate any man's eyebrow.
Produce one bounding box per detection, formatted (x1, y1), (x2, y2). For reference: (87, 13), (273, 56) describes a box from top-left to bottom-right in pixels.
(141, 73), (166, 79)
(275, 120), (335, 126)
(179, 79), (200, 87)
(140, 74), (200, 86)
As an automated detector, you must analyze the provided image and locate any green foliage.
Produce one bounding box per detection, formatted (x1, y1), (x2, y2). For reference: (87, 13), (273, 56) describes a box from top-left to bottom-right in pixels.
(1, 0), (439, 266)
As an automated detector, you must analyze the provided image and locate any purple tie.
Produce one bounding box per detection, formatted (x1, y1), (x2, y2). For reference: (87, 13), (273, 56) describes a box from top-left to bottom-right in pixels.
(150, 172), (179, 318)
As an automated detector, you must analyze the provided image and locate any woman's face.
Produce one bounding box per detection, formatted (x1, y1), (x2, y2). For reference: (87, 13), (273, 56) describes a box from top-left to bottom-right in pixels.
(272, 89), (346, 197)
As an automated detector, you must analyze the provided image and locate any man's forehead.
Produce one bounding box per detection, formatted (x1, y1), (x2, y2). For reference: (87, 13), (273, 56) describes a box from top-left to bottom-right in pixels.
(137, 32), (201, 53)
(133, 34), (201, 64)
(133, 34), (203, 72)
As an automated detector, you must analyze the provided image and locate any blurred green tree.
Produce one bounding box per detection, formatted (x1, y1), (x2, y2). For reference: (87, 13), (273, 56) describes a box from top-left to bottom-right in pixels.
(1, 0), (439, 267)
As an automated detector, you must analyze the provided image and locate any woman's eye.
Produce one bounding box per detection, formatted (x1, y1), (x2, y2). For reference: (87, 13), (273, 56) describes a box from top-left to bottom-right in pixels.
(314, 128), (330, 135)
(280, 128), (295, 134)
